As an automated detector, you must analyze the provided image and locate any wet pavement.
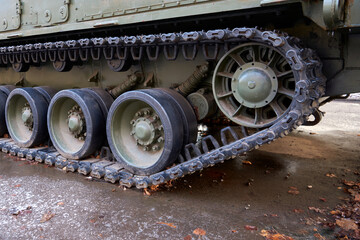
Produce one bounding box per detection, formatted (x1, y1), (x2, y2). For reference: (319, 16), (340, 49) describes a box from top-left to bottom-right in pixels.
(0, 99), (359, 240)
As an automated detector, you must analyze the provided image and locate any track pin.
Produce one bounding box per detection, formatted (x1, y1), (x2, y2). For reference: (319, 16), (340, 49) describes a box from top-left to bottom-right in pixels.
(2, 141), (15, 153)
(55, 156), (69, 169)
(78, 159), (101, 175)
(66, 160), (81, 172)
(26, 147), (49, 161)
(90, 160), (115, 179)
(10, 145), (20, 156)
(17, 148), (30, 158)
(45, 152), (61, 166)
(35, 148), (57, 163)
(104, 163), (124, 183)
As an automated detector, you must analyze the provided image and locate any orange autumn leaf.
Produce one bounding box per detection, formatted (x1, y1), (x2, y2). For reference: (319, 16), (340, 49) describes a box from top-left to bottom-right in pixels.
(13, 184), (21, 188)
(244, 225), (257, 231)
(184, 235), (192, 240)
(260, 229), (294, 240)
(40, 211), (55, 223)
(325, 173), (336, 178)
(157, 222), (177, 229)
(336, 218), (358, 231)
(288, 187), (299, 195)
(143, 188), (151, 196)
(242, 160), (252, 165)
(193, 228), (206, 236)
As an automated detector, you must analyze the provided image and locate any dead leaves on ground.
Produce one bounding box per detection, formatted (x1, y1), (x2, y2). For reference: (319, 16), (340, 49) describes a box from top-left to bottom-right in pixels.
(157, 222), (177, 229)
(325, 173), (337, 178)
(193, 228), (206, 236)
(40, 211), (55, 223)
(324, 177), (360, 239)
(242, 160), (252, 165)
(336, 219), (358, 231)
(260, 229), (294, 240)
(287, 187), (300, 195)
(244, 225), (257, 231)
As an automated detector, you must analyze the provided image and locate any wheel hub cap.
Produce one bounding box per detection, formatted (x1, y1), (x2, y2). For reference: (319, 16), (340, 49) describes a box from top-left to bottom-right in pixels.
(67, 105), (86, 140)
(130, 108), (163, 151)
(134, 119), (153, 143)
(232, 62), (278, 108)
(22, 109), (32, 123)
(68, 116), (81, 132)
(21, 103), (33, 130)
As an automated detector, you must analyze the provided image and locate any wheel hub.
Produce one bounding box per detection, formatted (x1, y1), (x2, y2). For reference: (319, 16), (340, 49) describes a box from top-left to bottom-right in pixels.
(130, 108), (163, 151)
(232, 62), (278, 108)
(67, 105), (86, 140)
(21, 103), (33, 130)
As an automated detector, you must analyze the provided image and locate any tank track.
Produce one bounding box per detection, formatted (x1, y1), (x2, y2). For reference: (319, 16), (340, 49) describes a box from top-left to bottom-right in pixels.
(0, 28), (326, 189)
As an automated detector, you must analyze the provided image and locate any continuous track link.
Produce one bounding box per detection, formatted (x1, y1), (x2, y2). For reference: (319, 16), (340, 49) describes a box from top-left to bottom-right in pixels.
(0, 27), (326, 189)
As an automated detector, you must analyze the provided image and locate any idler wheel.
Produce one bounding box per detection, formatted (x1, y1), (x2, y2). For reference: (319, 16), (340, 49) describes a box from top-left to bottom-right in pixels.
(213, 42), (296, 128)
(48, 89), (112, 159)
(5, 87), (55, 147)
(107, 89), (184, 175)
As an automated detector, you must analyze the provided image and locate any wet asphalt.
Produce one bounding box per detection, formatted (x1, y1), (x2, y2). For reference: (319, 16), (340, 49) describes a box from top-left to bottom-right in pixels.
(0, 99), (359, 240)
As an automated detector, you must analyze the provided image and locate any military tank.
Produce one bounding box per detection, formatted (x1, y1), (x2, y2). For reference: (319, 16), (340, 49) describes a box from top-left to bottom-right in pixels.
(0, 0), (358, 188)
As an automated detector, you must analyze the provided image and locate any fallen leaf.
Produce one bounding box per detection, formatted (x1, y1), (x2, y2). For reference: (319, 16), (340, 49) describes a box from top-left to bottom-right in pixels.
(150, 185), (160, 192)
(193, 228), (206, 236)
(89, 218), (97, 224)
(231, 230), (237, 233)
(330, 210), (341, 215)
(144, 189), (151, 196)
(343, 180), (356, 186)
(260, 229), (294, 240)
(242, 160), (252, 165)
(184, 235), (192, 240)
(319, 198), (326, 202)
(308, 207), (325, 214)
(357, 134), (360, 137)
(40, 211), (55, 223)
(13, 184), (21, 188)
(157, 222), (177, 229)
(244, 225), (257, 231)
(111, 188), (116, 192)
(336, 218), (358, 231)
(326, 173), (336, 178)
(288, 187), (300, 195)
(354, 193), (360, 201)
(293, 209), (303, 213)
(309, 132), (316, 135)
(314, 233), (326, 240)
(57, 202), (64, 206)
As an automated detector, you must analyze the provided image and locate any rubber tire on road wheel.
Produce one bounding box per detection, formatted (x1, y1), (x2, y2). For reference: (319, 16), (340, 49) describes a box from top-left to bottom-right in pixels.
(0, 91), (8, 136)
(5, 88), (49, 147)
(107, 89), (184, 175)
(48, 89), (107, 159)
